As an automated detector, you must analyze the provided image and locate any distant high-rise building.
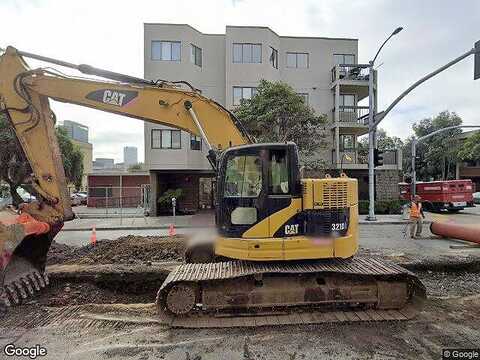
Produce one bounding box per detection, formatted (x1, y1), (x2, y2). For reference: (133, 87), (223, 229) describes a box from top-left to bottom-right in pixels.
(93, 158), (115, 169)
(59, 120), (92, 190)
(62, 120), (89, 143)
(124, 146), (138, 167)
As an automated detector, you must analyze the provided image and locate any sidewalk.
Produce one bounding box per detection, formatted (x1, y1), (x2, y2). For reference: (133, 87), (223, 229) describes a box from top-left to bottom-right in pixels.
(64, 210), (215, 231)
(64, 211), (418, 231)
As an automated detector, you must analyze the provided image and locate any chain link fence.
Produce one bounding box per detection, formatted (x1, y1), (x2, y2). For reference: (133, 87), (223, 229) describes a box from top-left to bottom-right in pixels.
(79, 185), (151, 217)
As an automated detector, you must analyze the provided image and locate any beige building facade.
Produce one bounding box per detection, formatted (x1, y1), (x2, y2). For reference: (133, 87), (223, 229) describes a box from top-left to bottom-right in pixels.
(144, 24), (402, 212)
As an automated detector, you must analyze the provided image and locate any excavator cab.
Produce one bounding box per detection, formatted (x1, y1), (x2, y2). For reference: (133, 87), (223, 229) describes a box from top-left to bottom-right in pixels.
(216, 142), (301, 239)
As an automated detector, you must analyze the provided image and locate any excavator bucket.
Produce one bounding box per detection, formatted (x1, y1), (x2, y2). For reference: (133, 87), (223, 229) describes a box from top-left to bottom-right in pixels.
(0, 208), (56, 312)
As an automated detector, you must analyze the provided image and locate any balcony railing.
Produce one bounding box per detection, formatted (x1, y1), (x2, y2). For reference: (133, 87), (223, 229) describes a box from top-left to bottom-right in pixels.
(332, 105), (369, 125)
(331, 64), (370, 83)
(332, 149), (400, 166)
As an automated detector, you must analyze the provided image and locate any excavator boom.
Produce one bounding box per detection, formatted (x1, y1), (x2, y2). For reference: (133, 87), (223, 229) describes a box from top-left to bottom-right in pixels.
(0, 46), (248, 310)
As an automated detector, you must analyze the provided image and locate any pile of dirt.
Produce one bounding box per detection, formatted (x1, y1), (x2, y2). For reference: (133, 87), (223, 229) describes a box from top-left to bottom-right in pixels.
(36, 280), (157, 306)
(47, 235), (187, 265)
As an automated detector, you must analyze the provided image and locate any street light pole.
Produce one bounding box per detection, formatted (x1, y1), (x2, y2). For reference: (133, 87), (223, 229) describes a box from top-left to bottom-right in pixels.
(366, 27), (403, 221)
(367, 60), (376, 220)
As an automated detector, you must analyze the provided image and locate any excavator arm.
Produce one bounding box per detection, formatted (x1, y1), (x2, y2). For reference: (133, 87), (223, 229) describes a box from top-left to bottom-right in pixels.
(0, 46), (249, 310)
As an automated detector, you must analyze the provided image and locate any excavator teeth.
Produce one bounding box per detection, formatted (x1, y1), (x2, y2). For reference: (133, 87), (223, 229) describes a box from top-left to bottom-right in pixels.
(43, 273), (49, 286)
(1, 290), (11, 308)
(28, 274), (41, 291)
(21, 278), (35, 296)
(5, 285), (20, 305)
(34, 272), (46, 288)
(14, 281), (28, 299)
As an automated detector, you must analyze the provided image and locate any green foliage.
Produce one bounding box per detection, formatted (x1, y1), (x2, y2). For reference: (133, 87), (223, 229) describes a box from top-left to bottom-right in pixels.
(0, 114), (30, 205)
(0, 182), (9, 198)
(234, 80), (327, 166)
(403, 111), (462, 181)
(358, 199), (407, 215)
(357, 128), (404, 158)
(56, 127), (84, 190)
(0, 115), (85, 204)
(458, 131), (480, 161)
(157, 188), (183, 208)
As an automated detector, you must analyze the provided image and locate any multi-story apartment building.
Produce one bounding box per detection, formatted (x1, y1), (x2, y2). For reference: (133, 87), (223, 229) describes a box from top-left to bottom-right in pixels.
(144, 24), (402, 214)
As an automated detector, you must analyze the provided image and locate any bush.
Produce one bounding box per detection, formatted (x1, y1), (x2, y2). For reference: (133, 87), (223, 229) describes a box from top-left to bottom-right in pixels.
(157, 188), (183, 211)
(358, 199), (407, 215)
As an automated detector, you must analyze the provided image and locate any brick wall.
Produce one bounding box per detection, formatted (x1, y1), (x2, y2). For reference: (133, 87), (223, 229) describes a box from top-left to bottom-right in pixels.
(376, 170), (401, 201)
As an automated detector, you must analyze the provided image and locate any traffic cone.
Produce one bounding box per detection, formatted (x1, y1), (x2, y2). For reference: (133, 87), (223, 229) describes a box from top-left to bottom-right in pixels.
(90, 225), (97, 246)
(168, 223), (176, 237)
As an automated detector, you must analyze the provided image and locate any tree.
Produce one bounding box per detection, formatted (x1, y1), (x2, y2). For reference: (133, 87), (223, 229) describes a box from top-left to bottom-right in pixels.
(458, 131), (480, 161)
(0, 115), (30, 205)
(234, 80), (327, 167)
(0, 115), (84, 204)
(56, 127), (84, 190)
(403, 111), (462, 181)
(357, 128), (404, 153)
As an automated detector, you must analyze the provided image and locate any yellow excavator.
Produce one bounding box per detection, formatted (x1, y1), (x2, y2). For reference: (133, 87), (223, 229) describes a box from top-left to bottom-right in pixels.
(0, 46), (425, 327)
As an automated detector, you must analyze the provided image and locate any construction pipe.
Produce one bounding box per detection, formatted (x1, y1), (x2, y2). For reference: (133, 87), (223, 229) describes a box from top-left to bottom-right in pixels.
(430, 222), (480, 243)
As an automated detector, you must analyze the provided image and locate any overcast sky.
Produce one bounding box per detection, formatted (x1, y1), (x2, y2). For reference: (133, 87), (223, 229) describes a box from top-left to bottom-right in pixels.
(2, 0), (479, 162)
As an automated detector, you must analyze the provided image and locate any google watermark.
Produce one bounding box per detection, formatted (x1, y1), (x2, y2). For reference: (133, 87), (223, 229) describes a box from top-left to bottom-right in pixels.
(443, 349), (480, 359)
(3, 344), (47, 359)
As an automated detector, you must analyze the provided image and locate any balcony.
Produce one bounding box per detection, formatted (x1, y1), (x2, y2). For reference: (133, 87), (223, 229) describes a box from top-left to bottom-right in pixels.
(331, 64), (374, 101)
(333, 105), (369, 124)
(331, 64), (370, 83)
(330, 105), (369, 135)
(331, 149), (402, 170)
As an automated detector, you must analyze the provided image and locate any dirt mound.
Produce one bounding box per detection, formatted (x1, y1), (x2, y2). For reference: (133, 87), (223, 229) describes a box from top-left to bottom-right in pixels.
(47, 235), (187, 265)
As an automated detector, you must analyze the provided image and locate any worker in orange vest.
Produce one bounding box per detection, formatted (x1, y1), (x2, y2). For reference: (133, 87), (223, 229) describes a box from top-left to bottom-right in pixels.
(409, 195), (425, 238)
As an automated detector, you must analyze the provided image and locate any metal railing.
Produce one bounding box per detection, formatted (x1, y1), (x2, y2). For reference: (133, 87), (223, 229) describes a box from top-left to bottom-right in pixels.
(332, 105), (369, 124)
(331, 64), (370, 83)
(332, 149), (399, 166)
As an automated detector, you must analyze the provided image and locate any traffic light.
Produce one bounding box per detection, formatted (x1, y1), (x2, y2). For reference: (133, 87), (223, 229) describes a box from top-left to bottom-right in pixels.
(475, 40), (480, 80)
(374, 148), (384, 167)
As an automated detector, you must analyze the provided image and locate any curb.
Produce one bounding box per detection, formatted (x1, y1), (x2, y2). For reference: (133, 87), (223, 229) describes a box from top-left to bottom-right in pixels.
(61, 221), (428, 232)
(61, 225), (212, 232)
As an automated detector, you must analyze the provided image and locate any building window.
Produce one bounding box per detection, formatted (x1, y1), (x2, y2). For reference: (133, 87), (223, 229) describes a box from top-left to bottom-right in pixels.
(269, 47), (278, 69)
(340, 135), (355, 151)
(190, 44), (202, 67)
(233, 43), (262, 63)
(233, 87), (258, 106)
(334, 54), (355, 65)
(151, 41), (181, 61)
(190, 134), (202, 150)
(151, 129), (182, 149)
(339, 94), (355, 110)
(286, 52), (309, 68)
(297, 93), (309, 105)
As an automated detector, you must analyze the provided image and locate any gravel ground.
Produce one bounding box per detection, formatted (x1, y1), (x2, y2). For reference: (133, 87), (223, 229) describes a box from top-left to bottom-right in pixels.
(3, 234), (480, 359)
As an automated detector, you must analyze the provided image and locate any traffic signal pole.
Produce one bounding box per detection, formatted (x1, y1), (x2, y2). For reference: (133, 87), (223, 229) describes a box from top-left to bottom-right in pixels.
(369, 43), (479, 212)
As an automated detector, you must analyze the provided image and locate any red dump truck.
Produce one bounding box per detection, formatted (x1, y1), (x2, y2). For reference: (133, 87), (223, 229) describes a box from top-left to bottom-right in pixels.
(399, 179), (475, 212)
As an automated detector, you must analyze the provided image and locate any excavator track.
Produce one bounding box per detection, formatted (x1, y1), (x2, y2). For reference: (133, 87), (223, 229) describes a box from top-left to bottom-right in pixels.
(156, 257), (425, 328)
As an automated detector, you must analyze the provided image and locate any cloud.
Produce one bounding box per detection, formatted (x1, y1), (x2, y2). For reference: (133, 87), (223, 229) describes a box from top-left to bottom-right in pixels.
(1, 0), (479, 160)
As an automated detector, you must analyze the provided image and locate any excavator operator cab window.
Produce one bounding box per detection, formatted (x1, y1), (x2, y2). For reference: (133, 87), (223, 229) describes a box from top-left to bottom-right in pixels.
(269, 149), (289, 194)
(224, 155), (262, 198)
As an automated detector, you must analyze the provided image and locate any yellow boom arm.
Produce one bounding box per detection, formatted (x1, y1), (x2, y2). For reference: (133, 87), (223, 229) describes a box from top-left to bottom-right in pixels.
(0, 46), (249, 224)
